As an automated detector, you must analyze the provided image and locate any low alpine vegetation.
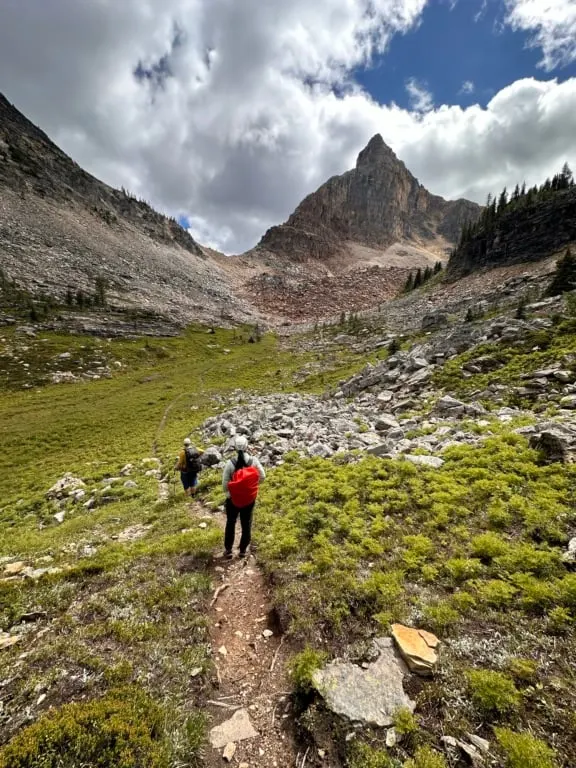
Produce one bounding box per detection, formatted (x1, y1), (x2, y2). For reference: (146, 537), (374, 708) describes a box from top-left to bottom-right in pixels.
(0, 686), (172, 768)
(227, 432), (576, 764)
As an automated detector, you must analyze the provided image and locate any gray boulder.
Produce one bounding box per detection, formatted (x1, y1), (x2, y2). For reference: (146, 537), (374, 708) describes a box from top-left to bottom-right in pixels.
(529, 423), (576, 463)
(309, 443), (334, 459)
(312, 638), (414, 727)
(201, 447), (223, 467)
(422, 312), (449, 331)
(404, 455), (445, 469)
(375, 415), (400, 433)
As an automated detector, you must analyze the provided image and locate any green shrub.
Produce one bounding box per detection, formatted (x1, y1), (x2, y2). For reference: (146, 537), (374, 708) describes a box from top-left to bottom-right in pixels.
(421, 602), (460, 634)
(402, 535), (435, 570)
(557, 573), (576, 609)
(103, 659), (134, 685)
(495, 728), (559, 768)
(511, 574), (559, 614)
(404, 745), (448, 768)
(289, 647), (327, 694)
(421, 564), (439, 583)
(487, 499), (512, 529)
(466, 669), (521, 717)
(392, 707), (419, 736)
(470, 532), (509, 560)
(475, 579), (518, 608)
(444, 557), (483, 583)
(506, 658), (538, 684)
(495, 543), (561, 577)
(449, 591), (476, 615)
(347, 742), (394, 768)
(0, 686), (171, 768)
(547, 606), (572, 634)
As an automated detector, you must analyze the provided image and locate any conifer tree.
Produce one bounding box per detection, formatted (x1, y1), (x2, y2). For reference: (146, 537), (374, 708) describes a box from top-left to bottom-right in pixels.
(413, 268), (423, 288)
(547, 248), (576, 296)
(515, 296), (528, 320)
(560, 162), (573, 189)
(434, 261), (443, 274)
(404, 272), (414, 292)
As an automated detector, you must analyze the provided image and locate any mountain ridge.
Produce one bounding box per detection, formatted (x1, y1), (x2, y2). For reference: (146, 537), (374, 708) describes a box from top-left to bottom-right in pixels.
(0, 92), (260, 330)
(253, 133), (481, 263)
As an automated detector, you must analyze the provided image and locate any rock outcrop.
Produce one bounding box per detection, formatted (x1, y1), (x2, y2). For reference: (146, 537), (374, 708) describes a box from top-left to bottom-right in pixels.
(255, 134), (480, 262)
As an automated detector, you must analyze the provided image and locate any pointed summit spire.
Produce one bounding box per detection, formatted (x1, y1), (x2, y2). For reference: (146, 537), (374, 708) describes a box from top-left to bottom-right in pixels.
(356, 134), (397, 170)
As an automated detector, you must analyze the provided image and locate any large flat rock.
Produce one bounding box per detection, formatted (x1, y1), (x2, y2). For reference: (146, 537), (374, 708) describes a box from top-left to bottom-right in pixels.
(209, 708), (258, 750)
(312, 638), (414, 727)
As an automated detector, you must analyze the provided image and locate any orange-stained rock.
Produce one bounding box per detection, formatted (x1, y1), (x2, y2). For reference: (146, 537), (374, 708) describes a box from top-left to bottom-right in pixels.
(0, 634), (20, 651)
(391, 624), (440, 676)
(2, 561), (26, 576)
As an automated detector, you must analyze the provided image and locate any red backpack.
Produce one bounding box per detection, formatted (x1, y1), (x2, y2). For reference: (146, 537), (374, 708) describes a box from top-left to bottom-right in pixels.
(228, 465), (260, 508)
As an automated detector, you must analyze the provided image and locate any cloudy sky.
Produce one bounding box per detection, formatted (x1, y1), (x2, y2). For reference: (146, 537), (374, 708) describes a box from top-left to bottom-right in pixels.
(1, 0), (575, 254)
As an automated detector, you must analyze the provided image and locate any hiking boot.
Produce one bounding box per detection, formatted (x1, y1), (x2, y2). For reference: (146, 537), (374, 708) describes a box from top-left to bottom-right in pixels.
(238, 551), (246, 559)
(224, 551), (233, 560)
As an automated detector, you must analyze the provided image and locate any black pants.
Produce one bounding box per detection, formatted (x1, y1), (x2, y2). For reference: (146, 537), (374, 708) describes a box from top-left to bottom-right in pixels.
(224, 498), (255, 553)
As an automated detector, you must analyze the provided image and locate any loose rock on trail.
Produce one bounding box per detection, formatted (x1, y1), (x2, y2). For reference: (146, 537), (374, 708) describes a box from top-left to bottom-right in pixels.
(190, 503), (298, 768)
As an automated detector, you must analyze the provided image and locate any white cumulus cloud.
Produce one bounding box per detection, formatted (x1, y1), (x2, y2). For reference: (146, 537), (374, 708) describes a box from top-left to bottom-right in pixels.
(406, 78), (435, 112)
(0, 0), (575, 255)
(505, 0), (576, 70)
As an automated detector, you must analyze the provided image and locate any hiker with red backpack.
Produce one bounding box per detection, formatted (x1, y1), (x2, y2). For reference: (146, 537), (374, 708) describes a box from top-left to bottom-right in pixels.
(175, 438), (203, 496)
(222, 435), (266, 559)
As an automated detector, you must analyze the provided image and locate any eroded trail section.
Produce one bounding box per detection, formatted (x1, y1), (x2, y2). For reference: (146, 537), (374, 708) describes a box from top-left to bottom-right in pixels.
(192, 504), (298, 768)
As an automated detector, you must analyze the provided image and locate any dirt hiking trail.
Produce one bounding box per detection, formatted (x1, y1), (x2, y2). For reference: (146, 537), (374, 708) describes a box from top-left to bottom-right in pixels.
(190, 502), (300, 768)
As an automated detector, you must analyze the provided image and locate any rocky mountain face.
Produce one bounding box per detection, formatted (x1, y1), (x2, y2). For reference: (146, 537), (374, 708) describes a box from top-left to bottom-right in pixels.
(448, 186), (576, 278)
(256, 134), (481, 262)
(230, 134), (481, 321)
(0, 93), (257, 330)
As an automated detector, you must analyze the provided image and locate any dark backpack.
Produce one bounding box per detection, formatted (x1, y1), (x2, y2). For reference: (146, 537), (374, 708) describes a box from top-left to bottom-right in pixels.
(185, 447), (202, 474)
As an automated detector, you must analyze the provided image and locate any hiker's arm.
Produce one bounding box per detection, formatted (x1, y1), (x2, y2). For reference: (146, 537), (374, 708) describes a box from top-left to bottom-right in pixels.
(222, 462), (233, 494)
(253, 457), (266, 483)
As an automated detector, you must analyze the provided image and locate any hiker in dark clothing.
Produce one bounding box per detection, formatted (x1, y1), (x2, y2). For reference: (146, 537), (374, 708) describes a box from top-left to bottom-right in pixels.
(222, 435), (265, 559)
(175, 438), (202, 496)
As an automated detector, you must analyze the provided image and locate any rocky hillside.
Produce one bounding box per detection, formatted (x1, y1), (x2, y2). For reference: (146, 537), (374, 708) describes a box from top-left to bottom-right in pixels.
(255, 134), (480, 260)
(0, 93), (257, 329)
(448, 169), (576, 278)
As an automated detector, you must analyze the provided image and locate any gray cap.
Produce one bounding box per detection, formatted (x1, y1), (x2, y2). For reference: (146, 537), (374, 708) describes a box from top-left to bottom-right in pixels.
(235, 435), (248, 451)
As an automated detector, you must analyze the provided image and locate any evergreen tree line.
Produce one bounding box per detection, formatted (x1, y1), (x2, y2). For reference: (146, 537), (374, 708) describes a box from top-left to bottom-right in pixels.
(0, 269), (109, 321)
(455, 162), (574, 254)
(65, 277), (108, 310)
(338, 310), (364, 330)
(403, 261), (443, 293)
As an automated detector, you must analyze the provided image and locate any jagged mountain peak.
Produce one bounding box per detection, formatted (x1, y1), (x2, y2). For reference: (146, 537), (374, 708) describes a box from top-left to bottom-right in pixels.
(255, 135), (481, 264)
(356, 133), (398, 170)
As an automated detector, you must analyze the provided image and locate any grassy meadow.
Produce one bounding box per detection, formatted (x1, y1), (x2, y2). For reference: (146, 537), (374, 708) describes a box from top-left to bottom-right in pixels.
(1, 316), (576, 767)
